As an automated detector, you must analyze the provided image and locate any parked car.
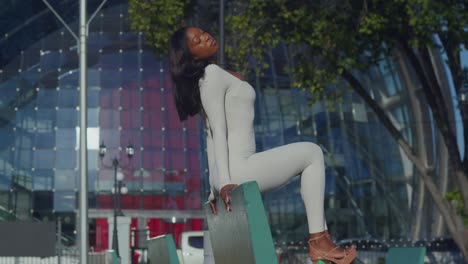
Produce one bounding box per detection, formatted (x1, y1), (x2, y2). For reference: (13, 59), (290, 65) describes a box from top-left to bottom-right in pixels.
(177, 231), (204, 264)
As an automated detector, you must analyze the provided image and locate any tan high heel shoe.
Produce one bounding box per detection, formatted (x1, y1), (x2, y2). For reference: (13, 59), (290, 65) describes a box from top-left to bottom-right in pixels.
(308, 232), (357, 264)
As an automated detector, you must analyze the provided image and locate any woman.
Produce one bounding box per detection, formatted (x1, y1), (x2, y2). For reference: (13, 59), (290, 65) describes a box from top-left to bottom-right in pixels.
(169, 26), (357, 264)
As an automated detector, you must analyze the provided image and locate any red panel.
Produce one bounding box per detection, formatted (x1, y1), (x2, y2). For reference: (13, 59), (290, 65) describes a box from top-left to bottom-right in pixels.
(165, 171), (185, 184)
(167, 132), (184, 148)
(99, 109), (120, 129)
(165, 151), (185, 172)
(142, 111), (162, 129)
(159, 195), (186, 210)
(187, 132), (199, 149)
(190, 219), (203, 230)
(142, 130), (163, 149)
(142, 91), (161, 111)
(186, 177), (201, 191)
(120, 110), (140, 129)
(98, 194), (202, 211)
(120, 90), (139, 110)
(99, 90), (120, 109)
(142, 151), (163, 171)
(147, 218), (163, 238)
(143, 72), (162, 89)
(95, 218), (109, 251)
(185, 115), (198, 129)
(164, 73), (173, 89)
(142, 195), (165, 210)
(173, 223), (186, 248)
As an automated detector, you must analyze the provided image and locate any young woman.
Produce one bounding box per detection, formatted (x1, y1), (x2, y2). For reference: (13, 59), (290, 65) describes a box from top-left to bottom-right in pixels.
(168, 26), (357, 264)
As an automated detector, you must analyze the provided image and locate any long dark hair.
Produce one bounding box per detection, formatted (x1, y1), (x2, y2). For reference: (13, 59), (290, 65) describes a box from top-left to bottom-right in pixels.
(169, 27), (211, 121)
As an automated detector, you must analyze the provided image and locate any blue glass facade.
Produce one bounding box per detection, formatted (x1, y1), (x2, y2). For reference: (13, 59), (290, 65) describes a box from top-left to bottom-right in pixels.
(0, 0), (454, 254)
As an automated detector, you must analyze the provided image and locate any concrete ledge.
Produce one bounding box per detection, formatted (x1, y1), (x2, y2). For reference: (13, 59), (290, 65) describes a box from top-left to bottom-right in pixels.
(147, 234), (180, 264)
(386, 247), (426, 264)
(204, 181), (278, 264)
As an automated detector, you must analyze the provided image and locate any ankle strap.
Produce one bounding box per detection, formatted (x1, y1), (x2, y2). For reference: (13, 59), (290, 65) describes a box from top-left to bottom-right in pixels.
(308, 233), (327, 241)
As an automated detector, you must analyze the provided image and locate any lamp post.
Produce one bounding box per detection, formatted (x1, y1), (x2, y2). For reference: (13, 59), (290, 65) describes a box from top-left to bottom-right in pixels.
(457, 67), (468, 167)
(458, 67), (468, 124)
(459, 67), (468, 105)
(99, 141), (134, 258)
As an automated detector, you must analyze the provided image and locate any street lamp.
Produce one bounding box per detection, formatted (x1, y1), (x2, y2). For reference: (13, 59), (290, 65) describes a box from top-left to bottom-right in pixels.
(457, 67), (468, 128)
(99, 141), (134, 258)
(458, 67), (468, 106)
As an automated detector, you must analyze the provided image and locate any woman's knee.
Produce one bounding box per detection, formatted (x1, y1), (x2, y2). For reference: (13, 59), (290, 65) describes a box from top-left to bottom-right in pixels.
(302, 142), (324, 164)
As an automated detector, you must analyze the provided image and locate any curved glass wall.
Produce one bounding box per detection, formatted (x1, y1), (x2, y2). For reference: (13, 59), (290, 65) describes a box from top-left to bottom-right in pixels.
(0, 0), (453, 253)
(0, 1), (205, 250)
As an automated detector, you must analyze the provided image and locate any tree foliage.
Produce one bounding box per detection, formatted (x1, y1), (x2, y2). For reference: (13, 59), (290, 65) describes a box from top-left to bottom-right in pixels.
(128, 0), (191, 56)
(446, 189), (468, 228)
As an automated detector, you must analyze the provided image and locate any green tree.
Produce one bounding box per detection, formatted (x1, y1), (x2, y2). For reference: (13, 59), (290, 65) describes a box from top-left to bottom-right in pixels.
(129, 0), (468, 258)
(128, 0), (191, 56)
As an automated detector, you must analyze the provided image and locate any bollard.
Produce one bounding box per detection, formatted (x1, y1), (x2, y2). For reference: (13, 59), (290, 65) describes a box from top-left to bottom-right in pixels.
(147, 234), (180, 264)
(385, 247), (426, 264)
(203, 231), (215, 264)
(204, 181), (278, 264)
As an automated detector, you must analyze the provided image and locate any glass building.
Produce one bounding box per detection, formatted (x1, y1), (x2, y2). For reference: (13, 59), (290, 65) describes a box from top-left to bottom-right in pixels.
(0, 0), (456, 261)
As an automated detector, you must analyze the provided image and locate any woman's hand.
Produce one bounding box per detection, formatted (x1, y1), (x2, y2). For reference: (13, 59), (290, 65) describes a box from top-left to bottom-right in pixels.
(208, 190), (217, 215)
(208, 184), (238, 215)
(220, 184), (238, 212)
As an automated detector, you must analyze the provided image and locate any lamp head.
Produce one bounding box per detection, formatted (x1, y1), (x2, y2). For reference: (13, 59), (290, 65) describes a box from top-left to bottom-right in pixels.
(126, 144), (135, 158)
(99, 141), (106, 158)
(117, 171), (124, 181)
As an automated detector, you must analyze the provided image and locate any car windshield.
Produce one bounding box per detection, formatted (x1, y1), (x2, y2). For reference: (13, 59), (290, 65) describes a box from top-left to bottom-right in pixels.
(188, 236), (204, 249)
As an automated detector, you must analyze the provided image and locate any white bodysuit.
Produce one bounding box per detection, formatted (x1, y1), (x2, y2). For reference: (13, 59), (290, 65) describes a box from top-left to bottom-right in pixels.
(200, 64), (326, 233)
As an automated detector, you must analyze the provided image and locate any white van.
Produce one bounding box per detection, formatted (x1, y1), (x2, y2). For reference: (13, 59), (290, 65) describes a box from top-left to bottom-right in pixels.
(176, 231), (204, 264)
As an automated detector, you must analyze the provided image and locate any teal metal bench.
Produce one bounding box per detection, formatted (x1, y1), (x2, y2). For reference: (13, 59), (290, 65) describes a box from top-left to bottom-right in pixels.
(385, 247), (426, 264)
(204, 181), (279, 264)
(147, 234), (180, 264)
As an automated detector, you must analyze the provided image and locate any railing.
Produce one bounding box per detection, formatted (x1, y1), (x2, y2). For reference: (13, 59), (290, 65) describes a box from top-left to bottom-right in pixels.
(276, 238), (466, 264)
(0, 256), (79, 264)
(0, 251), (119, 264)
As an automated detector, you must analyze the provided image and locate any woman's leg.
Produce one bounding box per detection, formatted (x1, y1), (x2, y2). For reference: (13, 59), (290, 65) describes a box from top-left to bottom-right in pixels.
(231, 141), (356, 262)
(231, 142), (326, 233)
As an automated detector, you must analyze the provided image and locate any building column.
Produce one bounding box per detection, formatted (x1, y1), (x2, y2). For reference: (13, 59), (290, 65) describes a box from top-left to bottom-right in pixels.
(108, 216), (131, 264)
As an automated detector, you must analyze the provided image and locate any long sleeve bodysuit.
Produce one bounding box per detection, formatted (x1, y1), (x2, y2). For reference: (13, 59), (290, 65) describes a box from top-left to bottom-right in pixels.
(200, 64), (327, 233)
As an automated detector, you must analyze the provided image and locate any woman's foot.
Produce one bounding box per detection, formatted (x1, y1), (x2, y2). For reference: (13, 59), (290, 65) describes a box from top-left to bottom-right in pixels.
(308, 231), (356, 264)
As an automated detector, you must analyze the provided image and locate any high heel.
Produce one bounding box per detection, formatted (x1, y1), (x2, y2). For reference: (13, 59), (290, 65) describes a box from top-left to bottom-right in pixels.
(308, 232), (357, 264)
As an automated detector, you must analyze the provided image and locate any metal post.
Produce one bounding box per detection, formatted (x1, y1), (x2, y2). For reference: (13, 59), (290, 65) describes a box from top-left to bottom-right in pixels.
(42, 2), (108, 264)
(118, 181), (123, 215)
(112, 158), (120, 257)
(57, 217), (62, 264)
(218, 0), (225, 67)
(79, 0), (89, 263)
